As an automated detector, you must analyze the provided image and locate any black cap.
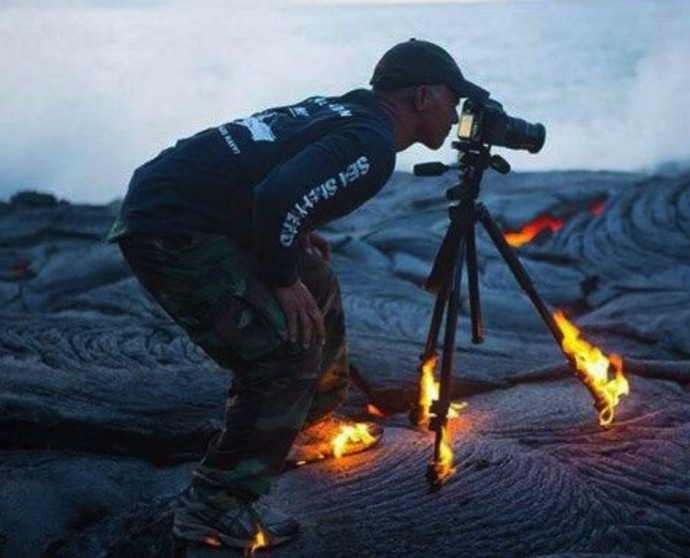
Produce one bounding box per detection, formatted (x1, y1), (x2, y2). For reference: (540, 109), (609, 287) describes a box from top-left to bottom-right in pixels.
(370, 39), (489, 102)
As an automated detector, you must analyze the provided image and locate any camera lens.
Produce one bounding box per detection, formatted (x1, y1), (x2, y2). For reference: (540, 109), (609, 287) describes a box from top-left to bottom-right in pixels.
(504, 117), (546, 153)
(458, 99), (546, 154)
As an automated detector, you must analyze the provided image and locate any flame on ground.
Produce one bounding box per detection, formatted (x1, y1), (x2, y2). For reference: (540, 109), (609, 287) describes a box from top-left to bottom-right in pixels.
(553, 310), (630, 426)
(245, 528), (268, 556)
(331, 423), (377, 459)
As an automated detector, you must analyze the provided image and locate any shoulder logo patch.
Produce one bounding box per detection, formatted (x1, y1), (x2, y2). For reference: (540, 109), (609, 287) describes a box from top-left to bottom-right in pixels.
(235, 113), (278, 142)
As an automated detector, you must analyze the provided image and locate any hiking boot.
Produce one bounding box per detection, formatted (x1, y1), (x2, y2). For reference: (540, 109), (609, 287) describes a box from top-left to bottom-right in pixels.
(286, 414), (383, 467)
(173, 487), (300, 550)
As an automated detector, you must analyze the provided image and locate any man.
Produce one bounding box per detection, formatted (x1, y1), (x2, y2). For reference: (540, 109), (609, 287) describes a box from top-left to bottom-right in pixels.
(108, 39), (488, 550)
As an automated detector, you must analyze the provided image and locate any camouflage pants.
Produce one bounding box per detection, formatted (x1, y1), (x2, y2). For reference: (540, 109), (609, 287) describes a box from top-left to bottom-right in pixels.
(118, 233), (349, 502)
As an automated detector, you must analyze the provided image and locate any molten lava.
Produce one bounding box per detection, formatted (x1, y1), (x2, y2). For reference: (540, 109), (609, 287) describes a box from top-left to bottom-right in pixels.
(504, 200), (607, 248)
(590, 200), (606, 215)
(553, 310), (630, 426)
(504, 215), (564, 247)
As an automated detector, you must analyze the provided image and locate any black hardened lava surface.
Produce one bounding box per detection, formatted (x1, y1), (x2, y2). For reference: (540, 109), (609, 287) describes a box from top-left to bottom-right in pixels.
(1, 169), (688, 557)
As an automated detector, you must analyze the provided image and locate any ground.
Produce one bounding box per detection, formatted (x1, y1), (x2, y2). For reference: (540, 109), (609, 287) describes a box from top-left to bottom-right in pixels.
(1, 168), (688, 557)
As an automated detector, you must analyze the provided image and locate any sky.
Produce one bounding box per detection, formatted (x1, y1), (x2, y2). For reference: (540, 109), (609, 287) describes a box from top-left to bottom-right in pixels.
(1, 0), (689, 203)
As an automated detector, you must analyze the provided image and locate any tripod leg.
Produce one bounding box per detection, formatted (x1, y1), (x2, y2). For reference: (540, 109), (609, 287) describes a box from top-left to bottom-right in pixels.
(476, 204), (562, 344)
(466, 224), (484, 344)
(439, 237), (465, 418)
(477, 203), (619, 418)
(424, 288), (449, 356)
(425, 222), (463, 294)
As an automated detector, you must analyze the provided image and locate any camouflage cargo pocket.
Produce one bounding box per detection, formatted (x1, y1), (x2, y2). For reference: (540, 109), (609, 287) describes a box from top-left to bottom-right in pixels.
(120, 233), (288, 364)
(205, 290), (284, 362)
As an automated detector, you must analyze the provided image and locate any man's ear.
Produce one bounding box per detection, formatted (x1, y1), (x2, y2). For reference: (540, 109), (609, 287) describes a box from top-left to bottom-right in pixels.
(412, 85), (434, 112)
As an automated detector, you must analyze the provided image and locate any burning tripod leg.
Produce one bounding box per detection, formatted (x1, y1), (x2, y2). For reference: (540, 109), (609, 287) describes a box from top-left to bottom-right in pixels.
(552, 311), (629, 426)
(477, 206), (629, 426)
(409, 297), (445, 427)
(410, 183), (479, 489)
(427, 401), (456, 490)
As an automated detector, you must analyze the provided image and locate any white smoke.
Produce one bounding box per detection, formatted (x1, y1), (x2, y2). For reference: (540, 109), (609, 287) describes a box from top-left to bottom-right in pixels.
(510, 33), (690, 173)
(0, 0), (688, 203)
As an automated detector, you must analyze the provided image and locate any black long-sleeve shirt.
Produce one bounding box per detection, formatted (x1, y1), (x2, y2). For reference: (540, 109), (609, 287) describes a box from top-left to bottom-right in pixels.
(108, 89), (397, 287)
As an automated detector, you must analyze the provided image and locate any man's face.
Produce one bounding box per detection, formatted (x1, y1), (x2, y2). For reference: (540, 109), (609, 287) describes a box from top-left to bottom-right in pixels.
(416, 85), (460, 150)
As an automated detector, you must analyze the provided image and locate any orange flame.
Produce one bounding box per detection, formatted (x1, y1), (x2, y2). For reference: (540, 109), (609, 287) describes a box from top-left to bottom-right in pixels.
(416, 355), (466, 425)
(331, 423), (376, 459)
(436, 425), (456, 482)
(504, 215), (564, 247)
(426, 424), (457, 487)
(416, 355), (468, 485)
(418, 355), (439, 424)
(245, 528), (268, 556)
(553, 310), (630, 426)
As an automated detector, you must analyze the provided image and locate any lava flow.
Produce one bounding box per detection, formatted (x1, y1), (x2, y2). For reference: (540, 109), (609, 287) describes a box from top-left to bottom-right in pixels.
(504, 214), (564, 247)
(553, 310), (630, 426)
(504, 201), (606, 248)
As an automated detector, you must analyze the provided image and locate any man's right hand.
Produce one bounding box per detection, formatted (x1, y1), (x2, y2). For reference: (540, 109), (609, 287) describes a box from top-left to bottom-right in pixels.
(274, 280), (325, 349)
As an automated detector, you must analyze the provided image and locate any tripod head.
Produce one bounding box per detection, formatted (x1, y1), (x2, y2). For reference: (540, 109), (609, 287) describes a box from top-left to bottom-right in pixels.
(414, 140), (512, 299)
(413, 140), (511, 204)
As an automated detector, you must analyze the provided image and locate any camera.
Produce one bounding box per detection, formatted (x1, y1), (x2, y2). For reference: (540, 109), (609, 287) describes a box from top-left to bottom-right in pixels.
(457, 99), (546, 153)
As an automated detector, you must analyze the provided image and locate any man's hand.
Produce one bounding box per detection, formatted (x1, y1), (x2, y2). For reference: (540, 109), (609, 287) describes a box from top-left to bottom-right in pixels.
(274, 279), (325, 349)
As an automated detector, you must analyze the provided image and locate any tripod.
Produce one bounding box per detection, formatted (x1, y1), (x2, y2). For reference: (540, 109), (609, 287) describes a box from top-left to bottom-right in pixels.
(409, 140), (609, 490)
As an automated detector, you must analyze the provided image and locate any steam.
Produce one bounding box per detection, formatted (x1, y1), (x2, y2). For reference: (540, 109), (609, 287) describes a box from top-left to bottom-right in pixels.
(0, 1), (688, 203)
(511, 34), (690, 173)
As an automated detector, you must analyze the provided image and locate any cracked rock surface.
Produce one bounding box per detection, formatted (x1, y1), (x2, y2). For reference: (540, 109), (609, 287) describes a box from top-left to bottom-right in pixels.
(1, 170), (689, 557)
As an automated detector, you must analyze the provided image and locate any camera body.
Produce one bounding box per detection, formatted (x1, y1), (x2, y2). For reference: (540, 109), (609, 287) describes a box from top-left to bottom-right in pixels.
(457, 99), (545, 154)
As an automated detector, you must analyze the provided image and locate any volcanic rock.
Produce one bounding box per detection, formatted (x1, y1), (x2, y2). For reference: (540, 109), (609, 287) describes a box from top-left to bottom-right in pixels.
(0, 168), (688, 557)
